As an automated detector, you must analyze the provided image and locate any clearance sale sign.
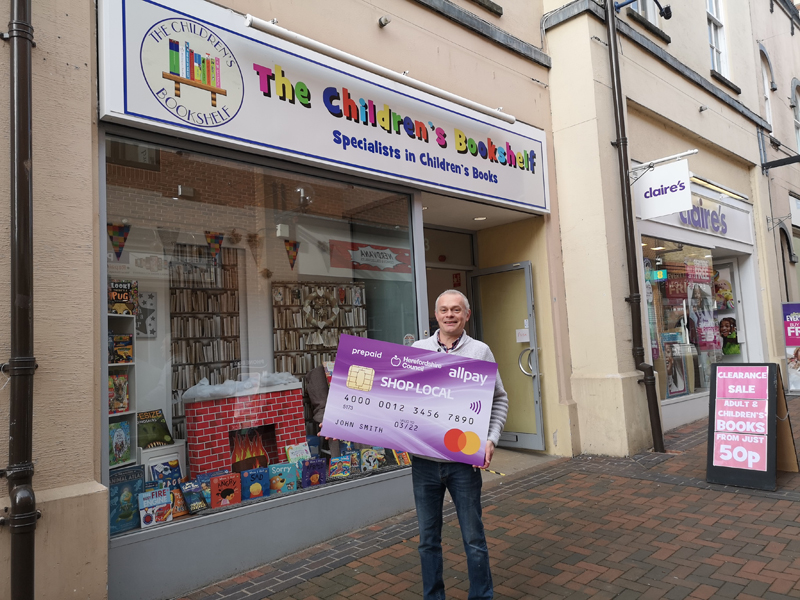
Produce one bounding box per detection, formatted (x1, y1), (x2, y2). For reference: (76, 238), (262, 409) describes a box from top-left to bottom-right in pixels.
(706, 363), (799, 491)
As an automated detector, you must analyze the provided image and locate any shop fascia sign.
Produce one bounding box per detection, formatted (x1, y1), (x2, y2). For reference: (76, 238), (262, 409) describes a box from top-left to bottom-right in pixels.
(633, 155), (693, 220)
(98, 0), (549, 213)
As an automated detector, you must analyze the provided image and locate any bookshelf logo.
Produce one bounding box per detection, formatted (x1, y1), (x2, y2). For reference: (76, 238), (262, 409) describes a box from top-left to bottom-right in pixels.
(139, 18), (244, 128)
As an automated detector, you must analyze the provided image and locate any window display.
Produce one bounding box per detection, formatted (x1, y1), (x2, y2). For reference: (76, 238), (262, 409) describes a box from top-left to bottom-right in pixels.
(642, 236), (742, 402)
(105, 137), (418, 536)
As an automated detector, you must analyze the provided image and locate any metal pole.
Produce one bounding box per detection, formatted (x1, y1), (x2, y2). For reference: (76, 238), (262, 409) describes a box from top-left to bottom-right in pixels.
(604, 2), (665, 453)
(2, 0), (38, 597)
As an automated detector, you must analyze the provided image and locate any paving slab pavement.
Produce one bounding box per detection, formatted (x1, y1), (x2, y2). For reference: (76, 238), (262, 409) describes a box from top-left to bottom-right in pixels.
(176, 397), (800, 600)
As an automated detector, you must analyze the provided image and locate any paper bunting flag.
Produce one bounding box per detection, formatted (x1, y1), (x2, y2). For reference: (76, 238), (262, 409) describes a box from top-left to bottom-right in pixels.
(107, 223), (131, 261)
(285, 240), (300, 270)
(205, 231), (225, 263)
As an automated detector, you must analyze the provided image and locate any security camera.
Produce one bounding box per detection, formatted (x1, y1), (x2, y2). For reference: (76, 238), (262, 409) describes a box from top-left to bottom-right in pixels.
(660, 5), (672, 19)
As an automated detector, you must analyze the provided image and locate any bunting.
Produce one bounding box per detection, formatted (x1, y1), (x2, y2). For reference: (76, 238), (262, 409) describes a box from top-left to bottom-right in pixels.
(285, 240), (300, 270)
(205, 231), (225, 263)
(107, 223), (131, 261)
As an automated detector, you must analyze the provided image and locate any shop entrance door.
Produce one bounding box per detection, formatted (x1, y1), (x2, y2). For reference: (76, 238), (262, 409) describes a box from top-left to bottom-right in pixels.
(469, 262), (544, 451)
(714, 259), (748, 363)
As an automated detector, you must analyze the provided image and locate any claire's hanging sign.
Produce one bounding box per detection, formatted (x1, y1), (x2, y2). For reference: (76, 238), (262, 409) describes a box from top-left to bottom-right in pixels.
(99, 0), (549, 212)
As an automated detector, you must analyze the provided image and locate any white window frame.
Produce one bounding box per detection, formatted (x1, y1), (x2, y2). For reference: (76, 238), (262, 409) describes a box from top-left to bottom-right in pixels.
(761, 59), (773, 126)
(794, 86), (800, 152)
(631, 0), (660, 27)
(707, 0), (728, 76)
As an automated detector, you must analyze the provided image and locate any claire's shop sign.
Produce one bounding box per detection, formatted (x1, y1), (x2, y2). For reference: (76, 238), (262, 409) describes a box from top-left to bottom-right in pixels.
(98, 0), (549, 212)
(633, 159), (691, 220)
(679, 197), (727, 234)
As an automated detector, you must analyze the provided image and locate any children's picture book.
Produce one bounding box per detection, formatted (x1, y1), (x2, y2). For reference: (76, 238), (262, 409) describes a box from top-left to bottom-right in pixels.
(360, 448), (380, 472)
(240, 467), (269, 500)
(110, 334), (133, 363)
(210, 472), (241, 508)
(267, 463), (298, 496)
(392, 450), (411, 466)
(285, 442), (311, 466)
(170, 486), (189, 518)
(108, 373), (129, 414)
(109, 421), (131, 467)
(301, 458), (327, 488)
(349, 451), (360, 472)
(373, 447), (387, 469)
(329, 455), (350, 479)
(383, 449), (399, 467)
(138, 488), (172, 529)
(179, 480), (208, 514)
(137, 410), (174, 449)
(108, 279), (139, 315)
(195, 469), (229, 505)
(109, 465), (144, 535)
(150, 458), (182, 488)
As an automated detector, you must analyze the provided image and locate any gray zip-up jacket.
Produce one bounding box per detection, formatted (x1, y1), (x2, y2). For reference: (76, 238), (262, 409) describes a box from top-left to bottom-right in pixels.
(413, 331), (509, 446)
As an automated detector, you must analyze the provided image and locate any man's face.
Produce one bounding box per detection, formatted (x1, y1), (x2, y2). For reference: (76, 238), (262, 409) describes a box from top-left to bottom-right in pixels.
(436, 293), (470, 337)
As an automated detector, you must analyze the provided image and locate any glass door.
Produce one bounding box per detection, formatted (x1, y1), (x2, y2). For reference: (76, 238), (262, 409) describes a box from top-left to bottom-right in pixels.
(469, 262), (544, 451)
(714, 260), (747, 363)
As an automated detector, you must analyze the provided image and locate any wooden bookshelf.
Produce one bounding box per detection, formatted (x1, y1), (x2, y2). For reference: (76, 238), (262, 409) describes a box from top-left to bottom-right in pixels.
(271, 282), (368, 379)
(169, 244), (243, 439)
(108, 313), (138, 470)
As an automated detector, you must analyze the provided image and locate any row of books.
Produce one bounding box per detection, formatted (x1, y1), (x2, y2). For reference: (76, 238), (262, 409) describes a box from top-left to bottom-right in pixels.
(274, 327), (368, 352)
(272, 306), (367, 329)
(170, 288), (239, 313)
(172, 363), (241, 391)
(170, 244), (238, 265)
(168, 39), (223, 89)
(170, 314), (240, 338)
(274, 351), (336, 376)
(171, 338), (241, 365)
(169, 263), (238, 289)
(272, 283), (366, 307)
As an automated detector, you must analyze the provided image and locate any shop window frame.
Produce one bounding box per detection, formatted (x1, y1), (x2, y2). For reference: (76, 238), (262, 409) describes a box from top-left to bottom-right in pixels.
(99, 123), (424, 494)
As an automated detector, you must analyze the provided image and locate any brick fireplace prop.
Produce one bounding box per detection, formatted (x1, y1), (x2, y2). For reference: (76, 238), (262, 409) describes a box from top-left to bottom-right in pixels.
(184, 386), (306, 476)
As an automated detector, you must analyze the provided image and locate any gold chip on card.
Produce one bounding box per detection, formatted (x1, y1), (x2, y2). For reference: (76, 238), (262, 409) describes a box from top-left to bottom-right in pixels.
(346, 365), (375, 392)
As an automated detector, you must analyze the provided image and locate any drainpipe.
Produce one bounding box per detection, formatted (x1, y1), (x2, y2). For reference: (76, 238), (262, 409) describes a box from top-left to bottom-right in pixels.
(604, 3), (665, 453)
(1, 0), (39, 597)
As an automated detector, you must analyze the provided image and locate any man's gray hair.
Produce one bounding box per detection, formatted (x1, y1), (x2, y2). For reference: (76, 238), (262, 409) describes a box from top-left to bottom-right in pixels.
(435, 289), (470, 312)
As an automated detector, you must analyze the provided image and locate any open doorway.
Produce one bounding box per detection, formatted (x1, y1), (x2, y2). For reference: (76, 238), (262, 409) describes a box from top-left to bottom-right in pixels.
(420, 193), (551, 470)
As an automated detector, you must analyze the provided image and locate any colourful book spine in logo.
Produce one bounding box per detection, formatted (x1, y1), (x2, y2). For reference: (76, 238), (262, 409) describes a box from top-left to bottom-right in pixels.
(215, 57), (221, 88)
(201, 57), (207, 85)
(182, 42), (189, 80)
(168, 39), (180, 76)
(189, 50), (195, 81)
(194, 53), (201, 81)
(208, 54), (215, 88)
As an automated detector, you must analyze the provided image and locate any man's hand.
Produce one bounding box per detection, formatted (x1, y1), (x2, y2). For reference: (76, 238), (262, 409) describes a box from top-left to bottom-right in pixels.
(482, 441), (495, 469)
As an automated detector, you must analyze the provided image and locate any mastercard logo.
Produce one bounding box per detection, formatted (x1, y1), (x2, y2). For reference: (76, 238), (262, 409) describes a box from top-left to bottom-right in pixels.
(443, 429), (481, 455)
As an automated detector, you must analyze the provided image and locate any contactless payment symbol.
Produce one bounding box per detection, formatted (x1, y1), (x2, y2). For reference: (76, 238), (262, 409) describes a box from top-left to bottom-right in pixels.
(444, 429), (482, 456)
(346, 365), (374, 392)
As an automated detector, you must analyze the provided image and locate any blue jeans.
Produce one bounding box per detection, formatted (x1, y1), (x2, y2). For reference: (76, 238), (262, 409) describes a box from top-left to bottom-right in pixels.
(412, 457), (492, 600)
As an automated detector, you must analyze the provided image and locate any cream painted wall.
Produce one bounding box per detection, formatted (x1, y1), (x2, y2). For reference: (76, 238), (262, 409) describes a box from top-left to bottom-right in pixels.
(477, 218), (577, 456)
(222, 0), (551, 129)
(0, 0), (108, 598)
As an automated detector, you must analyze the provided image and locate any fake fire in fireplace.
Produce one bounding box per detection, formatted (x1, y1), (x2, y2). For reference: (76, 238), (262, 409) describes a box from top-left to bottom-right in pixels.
(229, 426), (272, 472)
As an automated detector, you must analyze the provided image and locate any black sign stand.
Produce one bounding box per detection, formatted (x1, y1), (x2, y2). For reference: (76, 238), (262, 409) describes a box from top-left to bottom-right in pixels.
(706, 363), (798, 491)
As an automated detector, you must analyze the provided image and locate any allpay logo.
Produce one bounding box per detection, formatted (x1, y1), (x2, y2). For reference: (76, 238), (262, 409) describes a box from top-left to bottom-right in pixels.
(140, 18), (244, 128)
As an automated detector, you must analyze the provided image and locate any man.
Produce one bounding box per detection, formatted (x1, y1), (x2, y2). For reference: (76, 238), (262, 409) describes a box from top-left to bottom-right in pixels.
(412, 289), (509, 600)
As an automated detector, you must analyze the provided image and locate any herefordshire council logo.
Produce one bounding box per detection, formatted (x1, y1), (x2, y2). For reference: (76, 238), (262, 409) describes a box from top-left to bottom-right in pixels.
(140, 18), (244, 128)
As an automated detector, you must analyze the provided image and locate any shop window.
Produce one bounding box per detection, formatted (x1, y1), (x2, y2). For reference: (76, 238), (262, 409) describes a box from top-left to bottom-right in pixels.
(105, 136), (417, 535)
(707, 0), (727, 76)
(642, 236), (742, 402)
